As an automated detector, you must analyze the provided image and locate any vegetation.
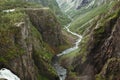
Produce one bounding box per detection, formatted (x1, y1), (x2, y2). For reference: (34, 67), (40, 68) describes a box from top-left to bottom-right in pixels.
(94, 8), (120, 47)
(0, 11), (25, 63)
(58, 1), (120, 80)
(29, 17), (58, 80)
(1, 0), (120, 80)
(37, 74), (49, 80)
(69, 1), (118, 34)
(26, 0), (71, 26)
(95, 58), (120, 80)
(0, 1), (59, 80)
(43, 0), (71, 25)
(0, 0), (42, 11)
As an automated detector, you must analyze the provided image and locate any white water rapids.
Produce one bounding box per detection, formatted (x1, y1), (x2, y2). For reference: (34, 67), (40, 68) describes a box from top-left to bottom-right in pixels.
(0, 68), (20, 80)
(53, 24), (82, 80)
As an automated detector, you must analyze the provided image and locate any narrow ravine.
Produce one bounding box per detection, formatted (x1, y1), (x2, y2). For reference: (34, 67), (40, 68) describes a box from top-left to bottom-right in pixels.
(52, 23), (82, 80)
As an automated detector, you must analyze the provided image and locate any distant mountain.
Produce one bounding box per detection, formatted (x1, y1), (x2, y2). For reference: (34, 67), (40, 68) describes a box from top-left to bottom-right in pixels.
(56, 0), (116, 34)
(57, 0), (107, 13)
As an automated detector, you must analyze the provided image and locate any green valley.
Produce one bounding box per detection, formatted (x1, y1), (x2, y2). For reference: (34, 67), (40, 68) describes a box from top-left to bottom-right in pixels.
(0, 0), (120, 80)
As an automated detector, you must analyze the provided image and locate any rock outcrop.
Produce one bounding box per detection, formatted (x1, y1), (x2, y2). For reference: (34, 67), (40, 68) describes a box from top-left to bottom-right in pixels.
(56, 0), (108, 13)
(0, 14), (38, 80)
(24, 0), (71, 25)
(0, 6), (66, 80)
(26, 8), (65, 53)
(72, 1), (120, 80)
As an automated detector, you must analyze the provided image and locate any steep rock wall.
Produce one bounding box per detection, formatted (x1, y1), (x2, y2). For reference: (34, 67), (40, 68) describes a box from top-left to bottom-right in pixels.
(23, 0), (71, 25)
(0, 14), (38, 80)
(0, 8), (62, 80)
(26, 8), (67, 53)
(72, 1), (120, 80)
(56, 0), (108, 12)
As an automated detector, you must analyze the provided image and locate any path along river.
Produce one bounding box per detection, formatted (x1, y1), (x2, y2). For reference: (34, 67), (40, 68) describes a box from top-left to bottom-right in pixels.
(52, 23), (82, 80)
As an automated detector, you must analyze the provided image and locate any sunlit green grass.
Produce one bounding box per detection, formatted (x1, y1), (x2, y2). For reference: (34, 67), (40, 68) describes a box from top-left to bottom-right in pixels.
(69, 1), (117, 34)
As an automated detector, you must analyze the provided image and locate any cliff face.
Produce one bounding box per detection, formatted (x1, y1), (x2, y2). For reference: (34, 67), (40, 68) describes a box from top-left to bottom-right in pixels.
(24, 0), (71, 25)
(26, 9), (65, 53)
(58, 1), (120, 80)
(6, 22), (38, 80)
(0, 12), (38, 80)
(0, 3), (67, 79)
(72, 1), (120, 80)
(56, 0), (108, 13)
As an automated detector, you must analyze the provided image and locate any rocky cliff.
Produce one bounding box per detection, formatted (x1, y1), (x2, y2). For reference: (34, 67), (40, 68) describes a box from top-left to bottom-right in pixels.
(56, 0), (108, 13)
(58, 0), (120, 80)
(0, 0), (68, 80)
(26, 8), (65, 53)
(23, 0), (71, 26)
(56, 0), (113, 20)
(0, 11), (38, 80)
(72, 1), (120, 80)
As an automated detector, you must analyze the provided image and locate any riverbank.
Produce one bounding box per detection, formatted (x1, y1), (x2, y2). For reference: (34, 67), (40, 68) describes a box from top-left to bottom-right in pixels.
(52, 23), (82, 80)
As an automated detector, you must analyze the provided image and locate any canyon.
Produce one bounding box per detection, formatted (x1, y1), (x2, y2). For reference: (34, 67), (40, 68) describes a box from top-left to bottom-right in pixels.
(0, 0), (120, 80)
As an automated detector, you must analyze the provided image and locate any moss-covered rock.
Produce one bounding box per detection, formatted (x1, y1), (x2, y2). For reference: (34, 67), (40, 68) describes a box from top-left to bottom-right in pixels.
(64, 1), (120, 80)
(0, 0), (42, 11)
(0, 11), (25, 63)
(26, 8), (69, 53)
(23, 0), (71, 26)
(0, 7), (59, 80)
(0, 10), (39, 80)
(30, 24), (58, 80)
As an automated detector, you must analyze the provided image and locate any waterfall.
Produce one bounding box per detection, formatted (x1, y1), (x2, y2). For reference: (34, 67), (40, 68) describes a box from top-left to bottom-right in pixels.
(0, 68), (20, 80)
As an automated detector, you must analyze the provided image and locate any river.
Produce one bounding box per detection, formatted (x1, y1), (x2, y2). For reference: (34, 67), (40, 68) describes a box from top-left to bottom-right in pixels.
(52, 23), (82, 80)
(2, 9), (82, 80)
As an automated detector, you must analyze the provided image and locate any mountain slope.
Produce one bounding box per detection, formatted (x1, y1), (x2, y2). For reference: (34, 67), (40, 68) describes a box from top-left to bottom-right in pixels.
(73, 3), (120, 79)
(57, 0), (108, 14)
(59, 0), (120, 80)
(1, 0), (120, 80)
(70, 1), (116, 34)
(23, 0), (71, 26)
(57, 0), (115, 34)
(0, 0), (69, 80)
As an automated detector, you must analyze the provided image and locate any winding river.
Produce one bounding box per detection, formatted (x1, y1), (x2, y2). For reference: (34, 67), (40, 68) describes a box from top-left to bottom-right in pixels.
(52, 23), (82, 80)
(2, 9), (82, 80)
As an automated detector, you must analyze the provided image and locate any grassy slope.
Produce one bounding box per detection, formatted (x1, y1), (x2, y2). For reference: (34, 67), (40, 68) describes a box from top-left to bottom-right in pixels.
(70, 1), (116, 34)
(24, 0), (71, 26)
(0, 11), (56, 80)
(0, 0), (42, 11)
(0, 11), (25, 63)
(42, 0), (71, 26)
(59, 1), (119, 78)
(31, 24), (57, 80)
(60, 1), (115, 62)
(0, 0), (41, 63)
